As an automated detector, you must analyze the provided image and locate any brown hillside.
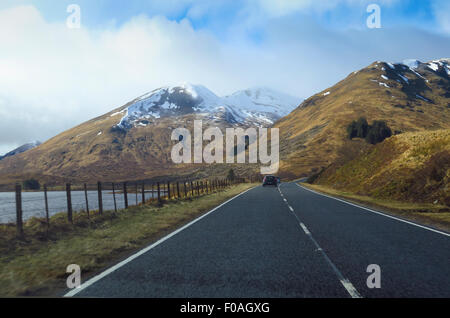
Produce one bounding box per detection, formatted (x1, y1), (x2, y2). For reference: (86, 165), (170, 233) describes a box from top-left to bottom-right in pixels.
(314, 129), (450, 206)
(276, 60), (450, 178)
(1, 59), (449, 186)
(0, 107), (255, 188)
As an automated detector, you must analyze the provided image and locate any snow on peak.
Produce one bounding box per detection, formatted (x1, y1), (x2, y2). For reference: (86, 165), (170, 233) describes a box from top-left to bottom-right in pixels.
(116, 84), (301, 129)
(223, 87), (300, 118)
(0, 141), (41, 160)
(402, 59), (421, 69)
(399, 58), (450, 74)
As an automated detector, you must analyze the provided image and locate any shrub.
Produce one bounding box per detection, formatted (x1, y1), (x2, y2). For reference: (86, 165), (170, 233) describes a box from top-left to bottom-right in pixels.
(227, 169), (235, 181)
(347, 117), (392, 145)
(365, 120), (392, 145)
(347, 117), (369, 139)
(347, 121), (357, 139)
(23, 179), (40, 190)
(306, 167), (325, 184)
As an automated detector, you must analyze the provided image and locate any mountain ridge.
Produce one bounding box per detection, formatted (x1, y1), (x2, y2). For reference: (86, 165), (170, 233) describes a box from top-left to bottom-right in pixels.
(0, 84), (300, 187)
(276, 58), (450, 178)
(113, 83), (300, 130)
(0, 141), (41, 161)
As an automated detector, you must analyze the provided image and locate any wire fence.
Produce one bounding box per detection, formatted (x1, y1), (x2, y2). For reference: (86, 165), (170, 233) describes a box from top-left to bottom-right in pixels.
(6, 177), (248, 237)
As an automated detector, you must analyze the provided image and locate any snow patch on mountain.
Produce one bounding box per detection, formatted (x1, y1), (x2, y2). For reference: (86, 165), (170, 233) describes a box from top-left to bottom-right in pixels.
(115, 84), (301, 129)
(0, 141), (41, 160)
(222, 87), (300, 123)
(399, 58), (450, 75)
(402, 59), (421, 69)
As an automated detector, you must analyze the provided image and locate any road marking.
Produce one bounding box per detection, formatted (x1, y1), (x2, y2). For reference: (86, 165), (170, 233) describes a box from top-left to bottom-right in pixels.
(296, 183), (450, 237)
(300, 222), (310, 235)
(299, 221), (362, 298)
(64, 186), (257, 297)
(278, 186), (295, 213)
(279, 185), (362, 299)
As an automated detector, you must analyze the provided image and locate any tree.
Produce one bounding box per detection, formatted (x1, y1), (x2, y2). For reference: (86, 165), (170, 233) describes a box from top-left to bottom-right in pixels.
(227, 169), (235, 181)
(355, 117), (369, 138)
(347, 121), (358, 139)
(365, 120), (392, 144)
(23, 179), (40, 190)
(347, 117), (369, 139)
(347, 117), (392, 145)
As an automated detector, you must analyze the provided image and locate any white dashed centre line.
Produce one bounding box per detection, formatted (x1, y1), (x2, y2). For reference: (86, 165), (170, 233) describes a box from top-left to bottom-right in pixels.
(278, 184), (362, 299)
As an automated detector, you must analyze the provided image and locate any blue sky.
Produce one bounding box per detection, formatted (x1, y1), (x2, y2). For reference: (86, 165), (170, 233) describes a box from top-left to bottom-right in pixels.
(0, 0), (449, 154)
(0, 0), (446, 35)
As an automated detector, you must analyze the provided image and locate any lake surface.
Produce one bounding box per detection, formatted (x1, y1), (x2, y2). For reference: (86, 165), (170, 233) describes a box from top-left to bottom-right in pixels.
(0, 190), (164, 224)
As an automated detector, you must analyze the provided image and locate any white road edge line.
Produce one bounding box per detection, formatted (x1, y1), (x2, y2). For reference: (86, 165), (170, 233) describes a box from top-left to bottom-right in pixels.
(279, 186), (362, 298)
(64, 186), (257, 297)
(296, 183), (450, 237)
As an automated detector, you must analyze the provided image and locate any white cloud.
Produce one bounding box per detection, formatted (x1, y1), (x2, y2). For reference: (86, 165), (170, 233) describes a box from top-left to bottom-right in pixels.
(432, 0), (450, 34)
(0, 4), (448, 154)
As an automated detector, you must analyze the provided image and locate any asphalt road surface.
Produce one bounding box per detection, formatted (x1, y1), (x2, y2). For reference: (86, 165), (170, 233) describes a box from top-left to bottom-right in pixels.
(67, 182), (450, 298)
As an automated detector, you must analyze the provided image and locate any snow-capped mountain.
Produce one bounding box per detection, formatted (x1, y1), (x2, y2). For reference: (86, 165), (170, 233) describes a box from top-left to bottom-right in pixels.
(115, 83), (301, 129)
(223, 87), (301, 125)
(401, 58), (450, 75)
(382, 58), (450, 80)
(0, 59), (449, 185)
(0, 141), (41, 161)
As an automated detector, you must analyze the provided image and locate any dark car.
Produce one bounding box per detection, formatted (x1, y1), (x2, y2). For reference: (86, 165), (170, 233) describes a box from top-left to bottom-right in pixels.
(262, 175), (278, 187)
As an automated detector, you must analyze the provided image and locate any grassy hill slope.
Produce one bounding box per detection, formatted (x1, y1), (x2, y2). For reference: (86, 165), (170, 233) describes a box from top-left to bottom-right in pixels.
(276, 60), (450, 178)
(314, 129), (450, 206)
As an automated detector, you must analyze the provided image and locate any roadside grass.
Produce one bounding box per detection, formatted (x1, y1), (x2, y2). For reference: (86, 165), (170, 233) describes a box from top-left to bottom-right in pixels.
(300, 183), (450, 233)
(0, 183), (256, 297)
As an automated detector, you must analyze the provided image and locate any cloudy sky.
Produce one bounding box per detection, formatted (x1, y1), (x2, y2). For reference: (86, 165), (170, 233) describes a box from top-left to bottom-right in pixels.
(0, 0), (449, 155)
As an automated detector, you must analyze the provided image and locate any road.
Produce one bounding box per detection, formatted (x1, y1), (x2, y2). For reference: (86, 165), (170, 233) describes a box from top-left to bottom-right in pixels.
(67, 182), (450, 298)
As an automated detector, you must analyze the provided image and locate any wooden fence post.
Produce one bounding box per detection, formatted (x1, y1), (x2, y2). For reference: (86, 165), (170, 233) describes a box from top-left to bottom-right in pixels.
(191, 181), (194, 197)
(196, 181), (200, 196)
(157, 182), (161, 203)
(184, 182), (187, 198)
(84, 183), (90, 218)
(15, 184), (23, 237)
(112, 183), (117, 213)
(44, 184), (49, 228)
(66, 183), (73, 224)
(167, 181), (171, 200)
(162, 182), (166, 199)
(123, 182), (128, 209)
(98, 181), (103, 215)
(142, 182), (145, 205)
(176, 182), (180, 198)
(205, 180), (208, 194)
